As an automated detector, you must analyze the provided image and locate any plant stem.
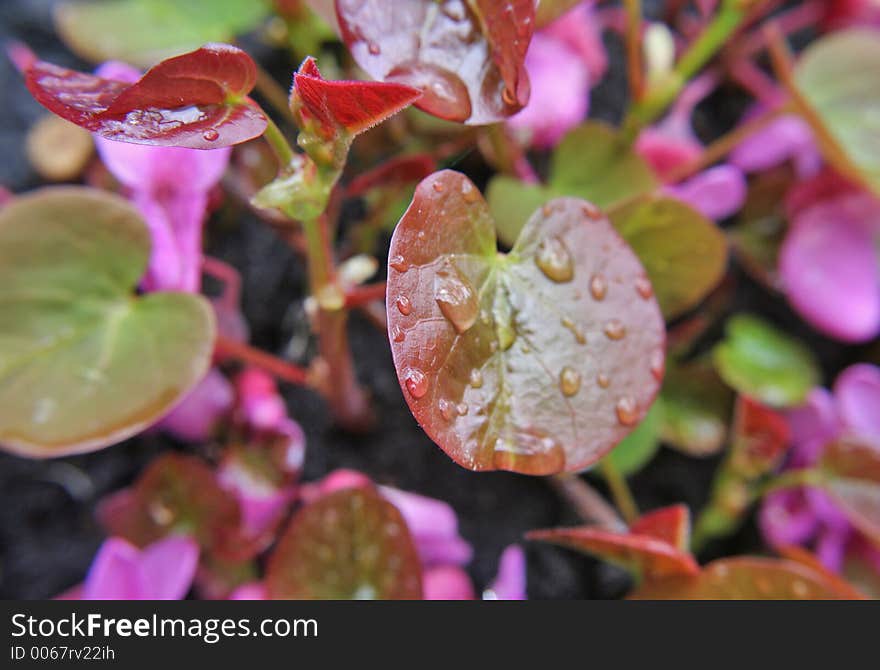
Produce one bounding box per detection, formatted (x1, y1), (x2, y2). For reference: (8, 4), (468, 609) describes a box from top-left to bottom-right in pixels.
(599, 460), (640, 524)
(262, 115), (297, 168)
(215, 335), (311, 386)
(754, 468), (823, 498)
(549, 474), (627, 530)
(623, 0), (645, 101)
(622, 0), (752, 139)
(344, 282), (387, 309)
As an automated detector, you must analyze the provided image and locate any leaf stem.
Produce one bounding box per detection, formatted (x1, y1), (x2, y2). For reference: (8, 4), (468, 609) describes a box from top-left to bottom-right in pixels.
(344, 282), (387, 309)
(549, 474), (627, 530)
(754, 468), (823, 498)
(623, 0), (645, 102)
(262, 115), (297, 168)
(215, 335), (311, 386)
(599, 460), (640, 524)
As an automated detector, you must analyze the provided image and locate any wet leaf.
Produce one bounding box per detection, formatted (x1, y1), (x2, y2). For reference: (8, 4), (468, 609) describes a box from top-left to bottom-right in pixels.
(488, 123), (658, 246)
(602, 400), (663, 476)
(610, 196), (728, 320)
(713, 314), (821, 407)
(528, 510), (699, 579)
(793, 29), (880, 196)
(630, 504), (691, 552)
(99, 453), (243, 556)
(820, 438), (880, 544)
(266, 487), (422, 599)
(660, 359), (732, 457)
(777, 545), (868, 599)
(535, 0), (583, 27)
(23, 43), (266, 149)
(629, 557), (855, 599)
(729, 395), (790, 478)
(0, 188), (215, 457)
(55, 0), (270, 67)
(335, 0), (534, 125)
(387, 170), (665, 475)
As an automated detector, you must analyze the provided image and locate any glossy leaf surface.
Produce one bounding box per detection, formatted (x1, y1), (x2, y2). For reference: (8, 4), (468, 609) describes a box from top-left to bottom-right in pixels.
(335, 0), (534, 125)
(794, 29), (880, 195)
(603, 400), (663, 476)
(266, 487), (422, 599)
(387, 170), (665, 475)
(630, 557), (854, 599)
(630, 504), (691, 551)
(713, 314), (821, 407)
(0, 188), (214, 457)
(55, 0), (270, 67)
(24, 44), (266, 149)
(729, 395), (790, 478)
(820, 438), (880, 544)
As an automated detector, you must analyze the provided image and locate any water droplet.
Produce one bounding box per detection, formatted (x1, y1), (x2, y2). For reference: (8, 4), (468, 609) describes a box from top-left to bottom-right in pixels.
(404, 368), (428, 399)
(615, 396), (638, 426)
(434, 261), (478, 334)
(461, 180), (479, 203)
(389, 255), (408, 273)
(202, 129), (220, 142)
(561, 317), (586, 345)
(493, 286), (517, 351)
(535, 236), (574, 283)
(635, 276), (654, 299)
(597, 373), (610, 389)
(368, 41), (381, 55)
(492, 430), (566, 475)
(469, 369), (483, 388)
(582, 203), (602, 220)
(792, 579), (810, 598)
(604, 319), (626, 340)
(542, 204), (554, 217)
(396, 295), (412, 316)
(589, 273), (607, 301)
(559, 367), (581, 397)
(417, 231), (425, 240)
(650, 350), (665, 381)
(148, 500), (174, 526)
(501, 87), (517, 106)
(439, 398), (456, 421)
(432, 181), (445, 193)
(391, 325), (406, 343)
(456, 403), (468, 416)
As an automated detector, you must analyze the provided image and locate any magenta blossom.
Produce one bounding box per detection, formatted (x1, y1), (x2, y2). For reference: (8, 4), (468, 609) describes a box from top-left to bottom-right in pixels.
(483, 545), (528, 600)
(780, 189), (880, 342)
(729, 105), (821, 180)
(760, 364), (880, 571)
(507, 2), (604, 148)
(93, 62), (231, 293)
(159, 369), (234, 442)
(61, 536), (199, 600)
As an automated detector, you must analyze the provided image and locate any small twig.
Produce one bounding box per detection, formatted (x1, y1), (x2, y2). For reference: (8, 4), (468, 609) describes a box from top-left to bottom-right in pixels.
(344, 282), (386, 309)
(600, 460), (640, 524)
(549, 474), (627, 530)
(215, 335), (311, 386)
(623, 0), (645, 101)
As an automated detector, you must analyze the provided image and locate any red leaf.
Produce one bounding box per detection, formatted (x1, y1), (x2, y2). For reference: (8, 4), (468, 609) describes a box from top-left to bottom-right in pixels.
(729, 395), (791, 477)
(346, 154), (436, 197)
(528, 524), (699, 579)
(630, 504), (691, 551)
(23, 43), (267, 149)
(293, 57), (421, 139)
(777, 545), (868, 600)
(335, 0), (535, 125)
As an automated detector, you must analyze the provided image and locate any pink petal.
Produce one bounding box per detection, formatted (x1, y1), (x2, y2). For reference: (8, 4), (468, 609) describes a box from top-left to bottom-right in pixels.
(780, 195), (880, 342)
(159, 368), (234, 442)
(663, 164), (747, 220)
(235, 368), (288, 431)
(82, 538), (144, 599)
(730, 113), (820, 179)
(541, 1), (607, 83)
(422, 566), (475, 600)
(786, 387), (840, 467)
(814, 523), (852, 573)
(138, 535), (199, 600)
(229, 582), (269, 600)
(759, 489), (818, 549)
(485, 545), (527, 600)
(834, 364), (880, 440)
(636, 128), (703, 182)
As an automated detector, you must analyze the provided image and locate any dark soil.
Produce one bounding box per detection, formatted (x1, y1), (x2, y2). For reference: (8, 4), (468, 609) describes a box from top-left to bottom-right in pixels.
(0, 0), (857, 600)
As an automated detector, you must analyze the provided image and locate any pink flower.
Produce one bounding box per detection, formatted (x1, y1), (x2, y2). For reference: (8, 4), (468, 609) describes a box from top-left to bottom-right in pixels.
(64, 536), (199, 600)
(507, 2), (604, 148)
(779, 190), (880, 342)
(484, 545), (527, 600)
(729, 109), (821, 179)
(235, 368), (290, 432)
(159, 369), (234, 442)
(93, 62), (231, 293)
(423, 566), (476, 600)
(822, 0), (880, 30)
(663, 165), (748, 221)
(760, 364), (880, 571)
(228, 582), (269, 600)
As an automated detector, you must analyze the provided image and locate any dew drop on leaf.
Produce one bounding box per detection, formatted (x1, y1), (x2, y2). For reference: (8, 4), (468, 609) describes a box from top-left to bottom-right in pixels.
(535, 236), (574, 282)
(589, 273), (607, 301)
(469, 368), (483, 388)
(389, 255), (408, 273)
(404, 368), (428, 399)
(391, 325), (406, 343)
(635, 276), (654, 299)
(203, 129), (220, 142)
(615, 396), (638, 426)
(492, 430), (566, 474)
(434, 261), (478, 334)
(650, 350), (665, 381)
(559, 367), (581, 397)
(439, 398), (456, 421)
(597, 373), (610, 389)
(396, 295), (413, 315)
(604, 319), (626, 340)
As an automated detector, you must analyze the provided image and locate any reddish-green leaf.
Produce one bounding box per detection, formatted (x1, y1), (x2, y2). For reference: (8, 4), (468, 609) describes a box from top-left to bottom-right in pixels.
(820, 438), (880, 544)
(528, 510), (699, 579)
(98, 453), (244, 558)
(629, 557), (856, 599)
(265, 487), (422, 599)
(292, 57), (421, 140)
(660, 359), (732, 457)
(335, 0), (534, 124)
(386, 170), (665, 475)
(777, 545), (868, 600)
(23, 43), (266, 149)
(729, 395), (791, 478)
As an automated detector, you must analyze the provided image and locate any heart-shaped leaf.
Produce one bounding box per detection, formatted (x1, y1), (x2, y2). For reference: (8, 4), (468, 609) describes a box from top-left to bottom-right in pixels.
(602, 400), (663, 476)
(660, 359), (732, 457)
(528, 507), (699, 579)
(488, 123), (659, 247)
(23, 43), (266, 149)
(0, 188), (215, 457)
(610, 197), (728, 320)
(292, 56), (422, 140)
(820, 438), (880, 545)
(266, 486), (423, 599)
(334, 0), (534, 125)
(387, 170), (665, 475)
(629, 557), (855, 599)
(713, 314), (821, 407)
(792, 29), (880, 196)
(99, 453), (244, 557)
(55, 0), (270, 67)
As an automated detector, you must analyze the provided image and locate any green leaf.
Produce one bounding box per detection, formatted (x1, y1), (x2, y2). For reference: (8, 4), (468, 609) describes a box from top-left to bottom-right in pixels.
(712, 314), (820, 407)
(387, 170), (665, 475)
(793, 28), (880, 196)
(266, 487), (423, 599)
(0, 187), (215, 457)
(488, 122), (658, 247)
(55, 0), (270, 67)
(660, 359), (732, 457)
(610, 196), (728, 320)
(603, 400), (663, 476)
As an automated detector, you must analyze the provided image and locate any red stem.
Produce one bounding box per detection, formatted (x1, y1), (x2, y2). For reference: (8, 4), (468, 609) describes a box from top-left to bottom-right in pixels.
(215, 335), (311, 386)
(344, 282), (387, 309)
